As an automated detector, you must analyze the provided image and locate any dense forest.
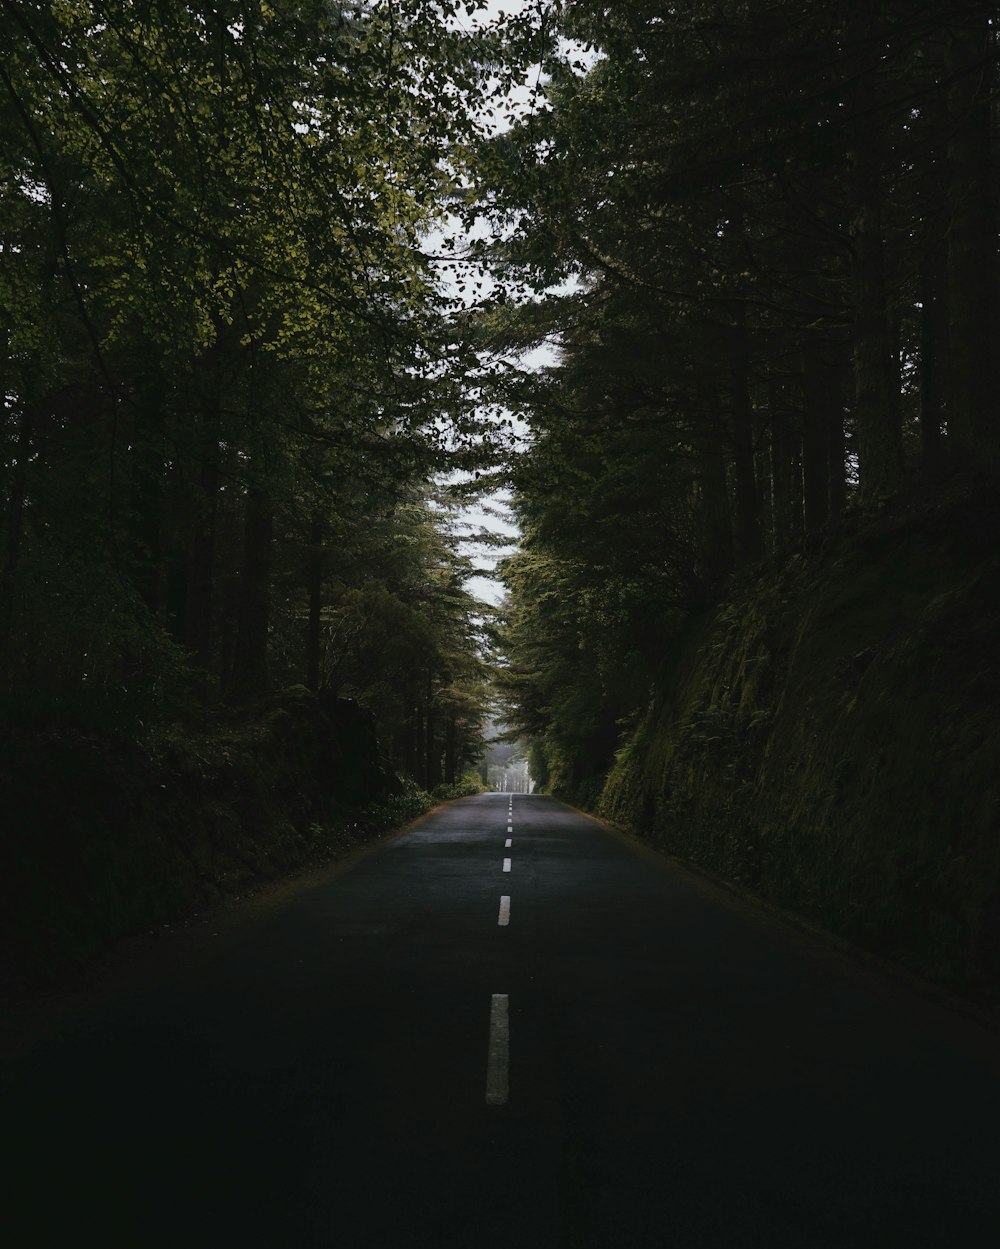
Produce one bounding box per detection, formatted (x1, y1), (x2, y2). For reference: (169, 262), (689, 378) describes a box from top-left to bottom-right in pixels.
(483, 1), (1000, 995)
(1, 0), (498, 787)
(2, 2), (999, 994)
(489, 1), (999, 793)
(1, 1), (509, 983)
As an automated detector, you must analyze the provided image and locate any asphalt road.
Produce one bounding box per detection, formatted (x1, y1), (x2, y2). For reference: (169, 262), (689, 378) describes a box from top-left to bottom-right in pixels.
(5, 793), (1000, 1247)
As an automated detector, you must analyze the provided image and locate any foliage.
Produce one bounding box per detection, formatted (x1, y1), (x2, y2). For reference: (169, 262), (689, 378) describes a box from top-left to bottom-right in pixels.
(1, 688), (404, 988)
(600, 483), (1000, 1001)
(362, 775), (434, 831)
(484, 0), (1000, 797)
(1, 1), (496, 783)
(432, 770), (486, 800)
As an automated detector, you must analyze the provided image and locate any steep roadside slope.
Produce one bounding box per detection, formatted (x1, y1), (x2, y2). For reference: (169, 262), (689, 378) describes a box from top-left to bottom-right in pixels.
(601, 483), (1000, 1002)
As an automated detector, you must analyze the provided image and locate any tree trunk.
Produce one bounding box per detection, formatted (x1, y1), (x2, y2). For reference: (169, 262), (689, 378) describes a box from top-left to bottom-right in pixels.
(920, 236), (947, 478)
(445, 715), (457, 786)
(130, 381), (165, 615)
(850, 159), (903, 501)
(226, 486), (273, 701)
(3, 404), (31, 581)
(403, 709), (417, 779)
(849, 26), (904, 502)
(164, 455), (190, 645)
(945, 19), (998, 471)
(801, 342), (831, 532)
(696, 385), (734, 583)
(0, 403), (33, 668)
(183, 391), (222, 693)
(306, 513), (323, 690)
(415, 697), (426, 787)
(755, 427), (774, 554)
(769, 377), (801, 547)
(789, 420), (804, 538)
(728, 310), (764, 565)
(425, 674), (439, 790)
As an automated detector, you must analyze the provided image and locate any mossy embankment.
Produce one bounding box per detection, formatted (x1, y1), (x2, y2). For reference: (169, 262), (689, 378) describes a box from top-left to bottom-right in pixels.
(600, 482), (1000, 1003)
(0, 690), (429, 994)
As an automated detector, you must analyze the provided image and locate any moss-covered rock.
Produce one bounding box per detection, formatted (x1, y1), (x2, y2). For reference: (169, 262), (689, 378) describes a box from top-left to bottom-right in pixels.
(601, 483), (1000, 1002)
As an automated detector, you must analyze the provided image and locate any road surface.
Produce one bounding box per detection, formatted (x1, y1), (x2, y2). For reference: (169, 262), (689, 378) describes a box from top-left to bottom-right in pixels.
(5, 793), (999, 1247)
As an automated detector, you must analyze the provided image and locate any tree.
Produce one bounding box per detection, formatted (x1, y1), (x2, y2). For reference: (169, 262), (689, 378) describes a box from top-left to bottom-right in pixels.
(0, 1), (497, 781)
(481, 0), (1000, 794)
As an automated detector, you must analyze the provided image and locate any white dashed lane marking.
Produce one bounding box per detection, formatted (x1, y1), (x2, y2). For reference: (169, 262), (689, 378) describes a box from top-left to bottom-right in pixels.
(485, 993), (510, 1105)
(498, 895), (510, 926)
(502, 857), (511, 873)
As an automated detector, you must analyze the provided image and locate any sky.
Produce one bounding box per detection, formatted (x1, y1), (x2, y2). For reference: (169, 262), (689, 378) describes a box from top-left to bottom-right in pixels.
(426, 2), (596, 606)
(432, 0), (547, 608)
(429, 2), (598, 606)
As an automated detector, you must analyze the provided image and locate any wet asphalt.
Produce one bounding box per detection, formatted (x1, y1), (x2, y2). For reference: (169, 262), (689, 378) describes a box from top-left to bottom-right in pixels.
(4, 792), (1000, 1247)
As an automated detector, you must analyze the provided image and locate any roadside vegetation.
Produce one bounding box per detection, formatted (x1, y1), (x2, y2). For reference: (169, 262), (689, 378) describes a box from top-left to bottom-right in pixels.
(483, 3), (1000, 1002)
(3, 3), (998, 1003)
(1, 2), (499, 988)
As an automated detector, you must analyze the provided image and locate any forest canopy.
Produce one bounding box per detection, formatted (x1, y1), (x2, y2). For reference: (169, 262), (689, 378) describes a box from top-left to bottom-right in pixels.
(482, 0), (1000, 798)
(2, 0), (998, 802)
(0, 0), (506, 786)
